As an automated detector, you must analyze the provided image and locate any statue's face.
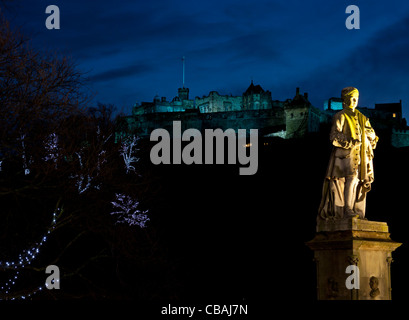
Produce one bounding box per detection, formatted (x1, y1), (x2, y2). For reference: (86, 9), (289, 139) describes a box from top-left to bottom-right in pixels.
(343, 93), (359, 109)
(369, 277), (378, 289)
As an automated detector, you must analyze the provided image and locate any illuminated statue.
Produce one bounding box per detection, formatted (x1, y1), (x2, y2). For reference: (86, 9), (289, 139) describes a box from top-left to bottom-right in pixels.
(369, 276), (380, 298)
(318, 87), (378, 220)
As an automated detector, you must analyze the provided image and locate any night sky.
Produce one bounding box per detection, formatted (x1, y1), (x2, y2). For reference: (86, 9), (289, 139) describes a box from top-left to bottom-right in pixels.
(3, 0), (409, 119)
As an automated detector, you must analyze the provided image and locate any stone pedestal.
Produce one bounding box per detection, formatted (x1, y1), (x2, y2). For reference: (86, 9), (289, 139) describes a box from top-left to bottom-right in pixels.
(306, 217), (402, 300)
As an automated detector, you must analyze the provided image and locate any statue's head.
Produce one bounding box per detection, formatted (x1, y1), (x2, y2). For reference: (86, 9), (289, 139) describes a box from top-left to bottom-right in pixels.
(341, 87), (359, 110)
(369, 276), (379, 289)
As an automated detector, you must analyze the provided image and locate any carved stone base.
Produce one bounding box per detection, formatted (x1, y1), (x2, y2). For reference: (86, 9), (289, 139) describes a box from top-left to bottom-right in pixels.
(306, 217), (402, 300)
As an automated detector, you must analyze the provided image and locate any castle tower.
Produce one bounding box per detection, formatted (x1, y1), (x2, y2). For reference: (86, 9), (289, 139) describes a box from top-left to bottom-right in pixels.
(242, 81), (272, 110)
(178, 87), (189, 101)
(284, 87), (311, 138)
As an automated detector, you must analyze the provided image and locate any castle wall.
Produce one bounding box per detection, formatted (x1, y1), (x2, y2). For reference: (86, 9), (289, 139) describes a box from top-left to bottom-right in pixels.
(284, 106), (309, 139)
(201, 108), (285, 135)
(308, 106), (322, 133)
(132, 93), (195, 115)
(130, 108), (285, 138)
(153, 102), (185, 113)
(391, 129), (409, 148)
(196, 91), (242, 113)
(242, 91), (272, 110)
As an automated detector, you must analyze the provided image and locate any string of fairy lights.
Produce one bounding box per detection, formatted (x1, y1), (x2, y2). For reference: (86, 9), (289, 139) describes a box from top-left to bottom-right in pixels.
(0, 131), (141, 300)
(0, 208), (60, 300)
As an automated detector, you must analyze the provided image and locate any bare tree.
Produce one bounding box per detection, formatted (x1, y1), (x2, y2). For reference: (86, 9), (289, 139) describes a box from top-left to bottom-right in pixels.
(0, 15), (172, 300)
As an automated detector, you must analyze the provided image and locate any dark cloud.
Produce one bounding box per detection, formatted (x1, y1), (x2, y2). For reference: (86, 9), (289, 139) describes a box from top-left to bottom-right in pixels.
(88, 63), (154, 83)
(184, 33), (278, 80)
(293, 13), (409, 118)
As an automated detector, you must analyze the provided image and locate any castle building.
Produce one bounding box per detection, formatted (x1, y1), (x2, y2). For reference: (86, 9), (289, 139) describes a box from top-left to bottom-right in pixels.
(196, 91), (242, 113)
(323, 97), (343, 111)
(126, 82), (318, 140)
(121, 81), (409, 147)
(284, 87), (321, 139)
(132, 86), (195, 115)
(242, 81), (273, 110)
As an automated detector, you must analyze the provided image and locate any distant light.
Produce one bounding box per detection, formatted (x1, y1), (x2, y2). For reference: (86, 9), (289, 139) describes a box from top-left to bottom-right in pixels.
(393, 113), (396, 118)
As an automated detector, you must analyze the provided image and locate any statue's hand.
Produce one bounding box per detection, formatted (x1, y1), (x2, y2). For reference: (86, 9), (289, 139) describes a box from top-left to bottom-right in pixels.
(363, 181), (371, 191)
(352, 139), (361, 147)
(371, 139), (378, 149)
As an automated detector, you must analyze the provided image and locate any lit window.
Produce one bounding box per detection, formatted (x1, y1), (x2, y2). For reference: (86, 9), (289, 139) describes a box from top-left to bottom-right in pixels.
(393, 113), (396, 118)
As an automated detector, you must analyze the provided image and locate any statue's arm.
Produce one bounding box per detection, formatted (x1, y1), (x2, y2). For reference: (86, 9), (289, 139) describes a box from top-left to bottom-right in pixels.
(365, 118), (379, 148)
(330, 113), (353, 149)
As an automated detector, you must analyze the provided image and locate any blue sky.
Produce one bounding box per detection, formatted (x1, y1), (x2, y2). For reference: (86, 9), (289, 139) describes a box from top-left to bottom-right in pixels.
(3, 0), (409, 119)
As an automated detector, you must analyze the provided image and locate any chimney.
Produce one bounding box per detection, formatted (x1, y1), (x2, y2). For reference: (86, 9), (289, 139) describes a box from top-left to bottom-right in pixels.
(296, 87), (300, 97)
(304, 92), (308, 100)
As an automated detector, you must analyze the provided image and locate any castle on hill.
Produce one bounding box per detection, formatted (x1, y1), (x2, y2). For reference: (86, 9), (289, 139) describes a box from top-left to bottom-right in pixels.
(127, 81), (321, 140)
(121, 82), (409, 148)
